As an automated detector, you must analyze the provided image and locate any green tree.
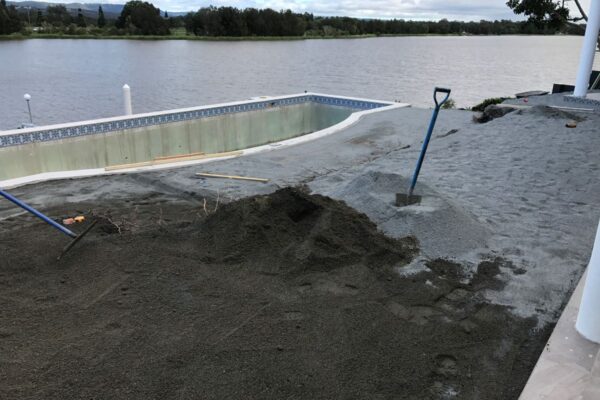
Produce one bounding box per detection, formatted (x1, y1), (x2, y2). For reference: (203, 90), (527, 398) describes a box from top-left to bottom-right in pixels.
(0, 0), (22, 34)
(76, 8), (86, 27)
(437, 18), (451, 34)
(243, 8), (265, 35)
(183, 5), (582, 38)
(97, 5), (106, 28)
(281, 9), (305, 36)
(199, 7), (224, 36)
(218, 7), (246, 36)
(116, 1), (169, 35)
(46, 4), (71, 26)
(507, 0), (597, 47)
(506, 0), (570, 30)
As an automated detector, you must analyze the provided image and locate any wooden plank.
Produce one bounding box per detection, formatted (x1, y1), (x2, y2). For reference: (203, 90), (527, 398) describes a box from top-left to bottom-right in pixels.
(196, 172), (269, 183)
(152, 150), (243, 166)
(105, 151), (243, 172)
(105, 161), (153, 171)
(154, 151), (205, 161)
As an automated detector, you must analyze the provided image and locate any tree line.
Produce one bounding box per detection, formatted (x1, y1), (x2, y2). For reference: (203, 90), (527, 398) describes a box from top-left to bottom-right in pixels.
(0, 1), (587, 37)
(0, 1), (176, 36)
(182, 6), (581, 37)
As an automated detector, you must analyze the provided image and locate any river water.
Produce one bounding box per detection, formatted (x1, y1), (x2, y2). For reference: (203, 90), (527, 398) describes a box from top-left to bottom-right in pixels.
(0, 35), (597, 130)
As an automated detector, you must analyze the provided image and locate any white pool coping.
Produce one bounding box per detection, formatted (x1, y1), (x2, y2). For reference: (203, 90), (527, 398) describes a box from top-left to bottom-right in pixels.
(0, 92), (394, 137)
(0, 93), (409, 189)
(519, 269), (600, 399)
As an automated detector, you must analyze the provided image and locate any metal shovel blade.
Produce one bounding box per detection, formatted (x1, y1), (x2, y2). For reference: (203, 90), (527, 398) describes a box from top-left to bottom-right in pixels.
(396, 193), (422, 207)
(57, 220), (98, 260)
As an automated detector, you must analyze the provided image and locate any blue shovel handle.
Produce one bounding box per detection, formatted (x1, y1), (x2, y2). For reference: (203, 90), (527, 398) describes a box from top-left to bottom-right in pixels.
(408, 87), (452, 198)
(0, 189), (77, 238)
(433, 87), (451, 108)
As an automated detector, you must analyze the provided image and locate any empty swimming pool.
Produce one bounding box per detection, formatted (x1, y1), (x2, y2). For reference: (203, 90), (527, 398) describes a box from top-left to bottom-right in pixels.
(0, 93), (406, 187)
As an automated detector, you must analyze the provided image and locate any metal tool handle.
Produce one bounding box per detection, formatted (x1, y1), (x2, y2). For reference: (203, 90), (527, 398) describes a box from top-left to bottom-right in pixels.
(0, 189), (77, 238)
(434, 87), (452, 108)
(407, 87), (452, 198)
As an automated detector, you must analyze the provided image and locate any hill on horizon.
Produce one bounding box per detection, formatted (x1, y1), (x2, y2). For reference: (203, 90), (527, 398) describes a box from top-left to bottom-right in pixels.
(6, 1), (188, 17)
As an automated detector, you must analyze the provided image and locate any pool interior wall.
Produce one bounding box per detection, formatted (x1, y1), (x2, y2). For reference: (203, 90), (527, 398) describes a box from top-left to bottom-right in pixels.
(0, 102), (355, 181)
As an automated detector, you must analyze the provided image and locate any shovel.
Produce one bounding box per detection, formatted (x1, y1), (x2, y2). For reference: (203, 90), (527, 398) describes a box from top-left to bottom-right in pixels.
(0, 189), (97, 260)
(396, 87), (451, 207)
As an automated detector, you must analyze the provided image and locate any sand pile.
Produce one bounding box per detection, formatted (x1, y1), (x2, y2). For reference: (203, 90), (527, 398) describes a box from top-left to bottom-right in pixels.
(197, 187), (418, 274)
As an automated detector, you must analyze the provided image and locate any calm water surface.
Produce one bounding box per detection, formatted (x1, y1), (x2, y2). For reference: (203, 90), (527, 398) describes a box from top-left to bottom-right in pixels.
(0, 36), (597, 129)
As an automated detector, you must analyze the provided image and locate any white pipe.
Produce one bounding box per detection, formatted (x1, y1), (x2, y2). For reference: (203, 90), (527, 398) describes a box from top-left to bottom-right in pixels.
(122, 84), (133, 115)
(576, 219), (600, 343)
(574, 0), (600, 97)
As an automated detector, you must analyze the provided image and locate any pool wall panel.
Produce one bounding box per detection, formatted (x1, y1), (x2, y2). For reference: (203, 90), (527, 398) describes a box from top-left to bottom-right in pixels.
(0, 94), (394, 183)
(0, 102), (352, 181)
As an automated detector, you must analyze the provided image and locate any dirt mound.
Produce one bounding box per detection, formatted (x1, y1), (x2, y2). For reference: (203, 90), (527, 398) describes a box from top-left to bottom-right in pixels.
(473, 104), (516, 123)
(0, 192), (551, 400)
(197, 187), (418, 274)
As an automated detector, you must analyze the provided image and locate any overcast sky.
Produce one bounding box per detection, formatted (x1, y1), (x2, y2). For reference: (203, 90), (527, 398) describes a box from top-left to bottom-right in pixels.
(41, 0), (594, 20)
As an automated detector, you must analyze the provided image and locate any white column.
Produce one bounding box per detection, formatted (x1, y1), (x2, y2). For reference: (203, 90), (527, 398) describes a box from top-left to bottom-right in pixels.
(576, 220), (600, 343)
(122, 84), (133, 115)
(574, 0), (600, 97)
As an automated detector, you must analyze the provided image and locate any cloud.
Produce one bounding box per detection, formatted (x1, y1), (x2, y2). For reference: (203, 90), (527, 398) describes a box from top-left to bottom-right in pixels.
(37, 0), (594, 21)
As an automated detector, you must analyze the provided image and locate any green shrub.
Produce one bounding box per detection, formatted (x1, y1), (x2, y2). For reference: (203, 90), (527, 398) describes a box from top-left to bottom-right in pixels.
(106, 26), (122, 35)
(65, 23), (78, 35)
(89, 27), (104, 35)
(441, 99), (456, 109)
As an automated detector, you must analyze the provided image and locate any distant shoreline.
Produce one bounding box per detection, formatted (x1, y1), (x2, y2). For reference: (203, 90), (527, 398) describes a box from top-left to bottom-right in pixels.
(0, 32), (570, 42)
(2, 33), (375, 41)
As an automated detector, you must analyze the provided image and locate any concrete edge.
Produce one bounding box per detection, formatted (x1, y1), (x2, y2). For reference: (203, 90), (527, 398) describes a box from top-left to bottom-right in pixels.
(519, 269), (600, 399)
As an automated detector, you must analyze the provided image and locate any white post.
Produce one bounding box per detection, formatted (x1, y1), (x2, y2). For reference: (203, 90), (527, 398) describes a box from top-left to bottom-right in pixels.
(24, 93), (33, 123)
(576, 219), (600, 343)
(122, 84), (133, 115)
(574, 0), (600, 97)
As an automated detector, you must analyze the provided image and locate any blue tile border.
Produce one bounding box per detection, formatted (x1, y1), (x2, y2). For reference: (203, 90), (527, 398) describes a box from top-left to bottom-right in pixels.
(0, 95), (389, 149)
(310, 95), (386, 110)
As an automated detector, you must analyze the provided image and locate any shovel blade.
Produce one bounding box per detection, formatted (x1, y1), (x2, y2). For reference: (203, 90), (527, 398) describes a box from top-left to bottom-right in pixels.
(57, 219), (98, 260)
(396, 193), (422, 207)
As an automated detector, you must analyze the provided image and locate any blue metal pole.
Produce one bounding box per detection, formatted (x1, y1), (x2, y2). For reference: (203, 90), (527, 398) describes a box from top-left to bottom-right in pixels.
(408, 107), (440, 197)
(407, 87), (451, 198)
(0, 189), (77, 238)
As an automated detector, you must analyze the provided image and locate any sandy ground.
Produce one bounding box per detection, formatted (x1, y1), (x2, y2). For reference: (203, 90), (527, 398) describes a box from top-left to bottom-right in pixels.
(1, 105), (599, 398)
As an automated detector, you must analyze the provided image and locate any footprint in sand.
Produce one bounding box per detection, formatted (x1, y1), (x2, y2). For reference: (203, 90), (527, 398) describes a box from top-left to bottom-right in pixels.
(435, 354), (458, 377)
(430, 381), (459, 399)
(431, 355), (460, 399)
(284, 311), (304, 321)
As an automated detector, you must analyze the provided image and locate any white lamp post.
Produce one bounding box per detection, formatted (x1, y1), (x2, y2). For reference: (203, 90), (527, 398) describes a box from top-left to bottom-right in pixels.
(574, 0), (600, 97)
(24, 93), (33, 124)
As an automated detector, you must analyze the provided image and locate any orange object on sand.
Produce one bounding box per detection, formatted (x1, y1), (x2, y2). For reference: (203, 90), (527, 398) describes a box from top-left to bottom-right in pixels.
(63, 216), (85, 225)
